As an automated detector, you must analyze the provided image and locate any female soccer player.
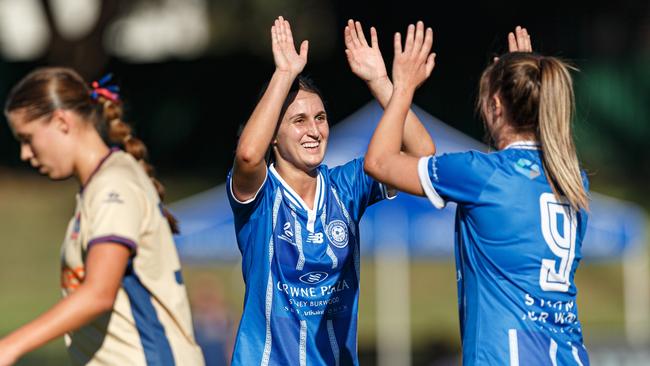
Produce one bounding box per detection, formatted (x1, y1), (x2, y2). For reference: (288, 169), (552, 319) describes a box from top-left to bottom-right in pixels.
(0, 68), (204, 365)
(364, 23), (591, 365)
(227, 17), (434, 365)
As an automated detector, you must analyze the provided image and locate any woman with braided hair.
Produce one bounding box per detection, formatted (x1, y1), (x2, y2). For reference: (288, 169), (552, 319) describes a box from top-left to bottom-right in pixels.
(0, 67), (204, 365)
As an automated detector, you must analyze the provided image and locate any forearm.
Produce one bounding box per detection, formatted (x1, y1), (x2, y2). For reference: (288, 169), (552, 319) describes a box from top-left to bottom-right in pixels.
(367, 78), (435, 157)
(366, 87), (413, 174)
(236, 70), (296, 167)
(0, 286), (113, 359)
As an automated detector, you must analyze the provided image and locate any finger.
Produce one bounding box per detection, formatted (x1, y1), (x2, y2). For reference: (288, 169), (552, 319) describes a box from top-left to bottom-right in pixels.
(370, 27), (379, 49)
(425, 53), (436, 77)
(420, 26), (433, 59)
(355, 21), (368, 47)
(275, 18), (284, 44)
(515, 26), (526, 50)
(507, 32), (517, 52)
(522, 28), (533, 52)
(299, 40), (309, 60)
(284, 19), (294, 46)
(404, 24), (415, 53)
(348, 19), (361, 47)
(344, 25), (353, 48)
(413, 21), (424, 54)
(394, 32), (402, 55)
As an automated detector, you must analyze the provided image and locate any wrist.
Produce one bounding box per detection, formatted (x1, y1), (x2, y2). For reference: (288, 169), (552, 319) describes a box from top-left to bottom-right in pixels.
(392, 84), (416, 98)
(273, 68), (300, 80)
(366, 75), (391, 89)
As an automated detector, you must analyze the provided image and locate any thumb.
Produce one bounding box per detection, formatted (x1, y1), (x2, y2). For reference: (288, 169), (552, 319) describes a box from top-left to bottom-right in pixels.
(299, 40), (309, 59)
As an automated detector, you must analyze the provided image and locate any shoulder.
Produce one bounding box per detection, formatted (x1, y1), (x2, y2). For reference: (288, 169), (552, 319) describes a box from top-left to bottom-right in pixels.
(84, 152), (146, 201)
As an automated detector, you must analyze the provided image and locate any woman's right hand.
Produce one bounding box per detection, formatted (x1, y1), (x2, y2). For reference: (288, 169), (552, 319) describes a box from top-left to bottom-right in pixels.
(391, 21), (436, 93)
(271, 16), (308, 77)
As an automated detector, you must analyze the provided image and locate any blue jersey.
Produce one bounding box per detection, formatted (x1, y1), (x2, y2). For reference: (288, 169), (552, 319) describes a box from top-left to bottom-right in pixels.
(227, 158), (390, 366)
(417, 142), (590, 365)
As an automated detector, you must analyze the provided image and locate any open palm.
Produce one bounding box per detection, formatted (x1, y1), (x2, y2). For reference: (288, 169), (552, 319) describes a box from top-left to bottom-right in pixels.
(344, 20), (388, 83)
(271, 16), (308, 76)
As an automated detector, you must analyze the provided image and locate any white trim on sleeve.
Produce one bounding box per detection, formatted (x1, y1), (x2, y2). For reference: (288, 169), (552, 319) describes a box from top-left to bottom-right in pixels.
(229, 166), (268, 205)
(417, 156), (445, 209)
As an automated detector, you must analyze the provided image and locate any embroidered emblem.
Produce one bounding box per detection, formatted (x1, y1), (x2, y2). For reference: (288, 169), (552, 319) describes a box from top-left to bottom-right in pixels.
(326, 220), (349, 249)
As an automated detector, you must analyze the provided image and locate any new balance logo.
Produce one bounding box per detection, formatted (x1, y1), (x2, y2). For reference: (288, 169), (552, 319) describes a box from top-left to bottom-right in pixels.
(306, 232), (324, 244)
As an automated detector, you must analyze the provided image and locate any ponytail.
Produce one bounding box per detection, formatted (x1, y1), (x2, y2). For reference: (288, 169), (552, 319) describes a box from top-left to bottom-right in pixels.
(478, 53), (589, 211)
(537, 57), (589, 211)
(97, 95), (180, 233)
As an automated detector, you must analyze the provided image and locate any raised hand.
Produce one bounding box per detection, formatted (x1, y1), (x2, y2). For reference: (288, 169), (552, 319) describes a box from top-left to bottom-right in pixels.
(344, 19), (388, 84)
(508, 25), (532, 52)
(392, 21), (436, 92)
(271, 16), (308, 76)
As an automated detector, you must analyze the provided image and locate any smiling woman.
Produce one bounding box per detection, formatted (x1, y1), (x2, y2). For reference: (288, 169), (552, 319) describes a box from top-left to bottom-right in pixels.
(226, 16), (435, 366)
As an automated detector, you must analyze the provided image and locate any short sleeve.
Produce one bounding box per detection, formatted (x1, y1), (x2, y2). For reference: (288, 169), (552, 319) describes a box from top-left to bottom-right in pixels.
(84, 178), (144, 254)
(329, 158), (392, 221)
(417, 151), (496, 209)
(226, 167), (270, 222)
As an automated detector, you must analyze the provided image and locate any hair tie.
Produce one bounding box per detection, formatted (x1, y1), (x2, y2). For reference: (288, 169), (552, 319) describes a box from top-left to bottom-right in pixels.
(90, 73), (120, 102)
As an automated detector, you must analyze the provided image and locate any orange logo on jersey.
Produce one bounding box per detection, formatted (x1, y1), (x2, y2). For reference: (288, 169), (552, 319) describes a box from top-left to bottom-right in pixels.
(61, 266), (85, 291)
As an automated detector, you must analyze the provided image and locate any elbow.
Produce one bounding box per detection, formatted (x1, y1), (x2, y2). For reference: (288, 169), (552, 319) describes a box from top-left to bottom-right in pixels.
(236, 145), (264, 168)
(363, 154), (383, 180)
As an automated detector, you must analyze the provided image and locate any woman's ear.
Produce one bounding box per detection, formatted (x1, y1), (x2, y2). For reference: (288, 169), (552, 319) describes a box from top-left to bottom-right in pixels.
(51, 109), (71, 134)
(491, 94), (502, 117)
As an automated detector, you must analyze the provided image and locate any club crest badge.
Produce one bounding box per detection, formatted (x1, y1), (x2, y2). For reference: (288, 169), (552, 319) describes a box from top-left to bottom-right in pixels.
(326, 220), (349, 248)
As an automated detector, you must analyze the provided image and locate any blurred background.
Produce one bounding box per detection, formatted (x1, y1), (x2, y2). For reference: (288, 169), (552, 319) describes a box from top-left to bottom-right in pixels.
(0, 0), (648, 365)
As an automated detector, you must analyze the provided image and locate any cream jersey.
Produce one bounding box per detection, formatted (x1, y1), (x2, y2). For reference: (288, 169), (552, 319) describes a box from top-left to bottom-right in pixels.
(60, 149), (204, 366)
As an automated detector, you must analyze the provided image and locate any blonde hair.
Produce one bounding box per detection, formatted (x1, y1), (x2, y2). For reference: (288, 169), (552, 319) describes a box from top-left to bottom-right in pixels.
(478, 53), (589, 211)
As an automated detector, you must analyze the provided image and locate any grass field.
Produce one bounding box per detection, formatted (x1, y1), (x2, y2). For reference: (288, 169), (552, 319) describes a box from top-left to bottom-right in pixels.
(0, 171), (643, 364)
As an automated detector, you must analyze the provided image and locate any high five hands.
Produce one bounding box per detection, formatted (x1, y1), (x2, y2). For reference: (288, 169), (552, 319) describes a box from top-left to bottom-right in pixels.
(508, 26), (532, 52)
(344, 19), (388, 85)
(392, 21), (436, 93)
(271, 16), (308, 77)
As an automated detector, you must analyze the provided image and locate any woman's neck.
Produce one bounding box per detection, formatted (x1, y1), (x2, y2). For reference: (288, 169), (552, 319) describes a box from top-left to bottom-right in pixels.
(494, 127), (537, 150)
(75, 132), (111, 186)
(274, 160), (318, 210)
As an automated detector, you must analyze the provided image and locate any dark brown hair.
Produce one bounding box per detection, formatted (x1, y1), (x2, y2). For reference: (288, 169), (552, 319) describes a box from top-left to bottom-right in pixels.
(4, 67), (180, 233)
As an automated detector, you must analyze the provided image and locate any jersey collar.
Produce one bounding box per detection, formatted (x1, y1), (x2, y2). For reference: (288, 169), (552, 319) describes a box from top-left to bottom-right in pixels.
(80, 147), (120, 194)
(268, 164), (326, 214)
(504, 140), (541, 150)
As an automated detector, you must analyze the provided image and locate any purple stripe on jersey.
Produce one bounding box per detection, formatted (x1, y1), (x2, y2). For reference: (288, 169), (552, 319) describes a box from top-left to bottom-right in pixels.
(87, 235), (137, 254)
(80, 147), (121, 194)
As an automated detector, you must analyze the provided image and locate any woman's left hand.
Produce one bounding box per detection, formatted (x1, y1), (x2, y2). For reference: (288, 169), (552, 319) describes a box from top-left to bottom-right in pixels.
(508, 25), (532, 52)
(392, 21), (436, 92)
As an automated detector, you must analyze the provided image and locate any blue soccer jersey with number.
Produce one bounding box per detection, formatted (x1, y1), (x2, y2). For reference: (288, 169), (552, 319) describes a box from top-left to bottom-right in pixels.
(417, 141), (590, 366)
(227, 158), (391, 366)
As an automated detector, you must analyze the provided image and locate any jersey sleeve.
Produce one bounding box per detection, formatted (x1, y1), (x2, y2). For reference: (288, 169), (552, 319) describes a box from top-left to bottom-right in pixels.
(329, 158), (393, 221)
(417, 151), (496, 209)
(226, 166), (270, 222)
(84, 177), (145, 254)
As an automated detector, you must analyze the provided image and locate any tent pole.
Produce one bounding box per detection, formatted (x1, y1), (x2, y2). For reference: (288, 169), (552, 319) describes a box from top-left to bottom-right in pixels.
(623, 239), (650, 346)
(375, 209), (411, 366)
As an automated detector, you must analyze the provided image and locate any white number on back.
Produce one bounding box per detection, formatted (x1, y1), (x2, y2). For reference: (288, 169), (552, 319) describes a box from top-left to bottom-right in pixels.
(539, 192), (577, 292)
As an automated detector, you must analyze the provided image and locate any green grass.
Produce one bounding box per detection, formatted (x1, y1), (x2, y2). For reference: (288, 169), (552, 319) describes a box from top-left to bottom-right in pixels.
(0, 172), (644, 364)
